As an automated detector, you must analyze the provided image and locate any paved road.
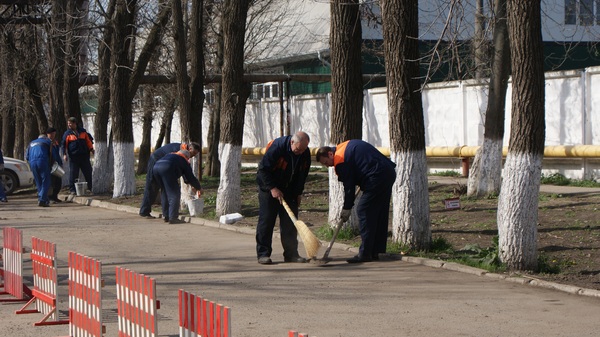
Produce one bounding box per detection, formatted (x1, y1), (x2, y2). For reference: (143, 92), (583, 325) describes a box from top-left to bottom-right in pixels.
(1, 192), (599, 337)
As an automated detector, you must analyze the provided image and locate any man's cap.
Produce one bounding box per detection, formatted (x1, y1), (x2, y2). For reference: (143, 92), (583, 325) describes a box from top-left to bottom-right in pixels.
(46, 127), (57, 134)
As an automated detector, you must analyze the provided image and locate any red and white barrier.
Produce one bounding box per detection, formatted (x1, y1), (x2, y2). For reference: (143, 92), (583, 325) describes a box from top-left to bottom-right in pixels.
(65, 251), (104, 337)
(178, 289), (231, 337)
(116, 267), (159, 337)
(288, 331), (310, 337)
(0, 226), (31, 302)
(16, 237), (69, 326)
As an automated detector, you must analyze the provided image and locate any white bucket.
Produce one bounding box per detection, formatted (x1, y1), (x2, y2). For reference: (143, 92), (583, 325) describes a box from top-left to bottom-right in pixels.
(75, 181), (87, 196)
(51, 162), (65, 178)
(187, 197), (204, 217)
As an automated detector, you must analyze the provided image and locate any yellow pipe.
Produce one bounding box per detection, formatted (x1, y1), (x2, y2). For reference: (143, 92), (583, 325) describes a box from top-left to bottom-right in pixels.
(224, 145), (600, 159)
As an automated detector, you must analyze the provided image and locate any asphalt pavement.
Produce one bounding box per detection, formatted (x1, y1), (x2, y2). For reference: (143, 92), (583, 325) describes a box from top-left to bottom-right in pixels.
(1, 190), (599, 337)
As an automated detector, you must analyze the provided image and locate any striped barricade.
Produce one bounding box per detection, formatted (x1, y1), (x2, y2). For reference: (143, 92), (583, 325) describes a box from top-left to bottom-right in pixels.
(178, 289), (231, 337)
(63, 251), (104, 337)
(116, 267), (160, 337)
(0, 226), (31, 302)
(16, 237), (69, 325)
(288, 331), (310, 337)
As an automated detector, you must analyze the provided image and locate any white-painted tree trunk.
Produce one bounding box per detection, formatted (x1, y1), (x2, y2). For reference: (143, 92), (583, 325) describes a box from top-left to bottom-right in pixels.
(497, 152), (541, 270)
(467, 138), (503, 197)
(327, 169), (360, 229)
(391, 150), (431, 250)
(92, 141), (114, 194)
(112, 142), (136, 197)
(216, 143), (242, 216)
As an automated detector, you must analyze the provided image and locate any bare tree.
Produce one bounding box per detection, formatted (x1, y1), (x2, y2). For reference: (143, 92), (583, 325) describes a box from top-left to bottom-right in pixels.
(467, 0), (510, 198)
(107, 0), (171, 197)
(326, 0), (363, 224)
(92, 0), (116, 194)
(203, 0), (298, 178)
(203, 0), (223, 177)
(215, 0), (251, 216)
(45, 0), (69, 138)
(381, 0), (430, 250)
(62, 0), (85, 122)
(110, 0), (137, 197)
(497, 0), (545, 271)
(136, 61), (159, 175)
(0, 32), (17, 157)
(330, 0), (363, 141)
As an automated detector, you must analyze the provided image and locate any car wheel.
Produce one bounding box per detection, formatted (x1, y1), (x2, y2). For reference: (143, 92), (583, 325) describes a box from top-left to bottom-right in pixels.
(1, 170), (18, 195)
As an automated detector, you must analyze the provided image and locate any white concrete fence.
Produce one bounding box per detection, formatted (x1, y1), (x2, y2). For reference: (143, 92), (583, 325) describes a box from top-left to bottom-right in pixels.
(82, 65), (600, 180)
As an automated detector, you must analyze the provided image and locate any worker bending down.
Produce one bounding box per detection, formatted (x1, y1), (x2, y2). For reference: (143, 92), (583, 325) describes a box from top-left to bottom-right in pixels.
(152, 149), (202, 224)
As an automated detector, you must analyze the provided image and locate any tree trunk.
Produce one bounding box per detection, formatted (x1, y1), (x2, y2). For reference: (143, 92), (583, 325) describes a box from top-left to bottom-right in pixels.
(467, 0), (510, 198)
(92, 0), (116, 194)
(474, 0), (486, 79)
(203, 95), (221, 177)
(0, 67), (16, 157)
(131, 0), (170, 176)
(172, 0), (193, 142)
(189, 0), (206, 178)
(497, 0), (545, 271)
(8, 25), (49, 134)
(154, 92), (177, 150)
(137, 84), (156, 175)
(63, 0), (83, 122)
(328, 0), (363, 224)
(110, 0), (137, 197)
(216, 0), (251, 216)
(48, 0), (67, 133)
(330, 0), (362, 142)
(382, 0), (430, 250)
(14, 91), (26, 159)
(204, 13), (224, 178)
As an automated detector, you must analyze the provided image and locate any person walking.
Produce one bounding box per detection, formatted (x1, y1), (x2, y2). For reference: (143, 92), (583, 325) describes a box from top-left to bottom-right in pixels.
(255, 131), (311, 265)
(316, 140), (396, 263)
(152, 149), (202, 224)
(46, 127), (63, 203)
(0, 149), (7, 202)
(26, 134), (53, 207)
(139, 142), (200, 218)
(61, 117), (94, 194)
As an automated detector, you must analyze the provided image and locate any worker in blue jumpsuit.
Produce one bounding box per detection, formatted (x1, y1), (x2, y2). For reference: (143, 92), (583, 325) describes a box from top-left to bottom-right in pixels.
(255, 131), (311, 265)
(139, 142), (200, 218)
(26, 134), (53, 207)
(152, 149), (202, 224)
(316, 140), (396, 263)
(0, 149), (7, 202)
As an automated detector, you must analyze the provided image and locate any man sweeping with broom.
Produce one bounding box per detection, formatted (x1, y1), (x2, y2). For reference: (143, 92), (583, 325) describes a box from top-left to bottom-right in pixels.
(256, 131), (312, 265)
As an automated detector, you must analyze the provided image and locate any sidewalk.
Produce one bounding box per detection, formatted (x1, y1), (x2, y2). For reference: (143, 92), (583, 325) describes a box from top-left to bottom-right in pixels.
(1, 193), (599, 337)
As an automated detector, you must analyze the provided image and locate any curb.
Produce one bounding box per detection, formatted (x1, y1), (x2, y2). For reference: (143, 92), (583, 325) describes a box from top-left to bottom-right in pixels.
(67, 194), (600, 300)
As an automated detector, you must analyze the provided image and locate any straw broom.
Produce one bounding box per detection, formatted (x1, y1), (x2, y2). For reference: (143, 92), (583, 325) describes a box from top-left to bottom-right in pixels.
(281, 199), (321, 259)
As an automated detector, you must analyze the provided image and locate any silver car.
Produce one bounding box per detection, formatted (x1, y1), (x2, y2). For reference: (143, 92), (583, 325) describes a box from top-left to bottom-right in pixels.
(2, 157), (35, 195)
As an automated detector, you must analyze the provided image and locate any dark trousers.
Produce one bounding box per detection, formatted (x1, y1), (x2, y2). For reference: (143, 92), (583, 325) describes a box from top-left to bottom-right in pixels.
(255, 189), (300, 259)
(153, 162), (181, 221)
(139, 161), (159, 215)
(68, 156), (93, 192)
(355, 183), (393, 258)
(50, 174), (62, 199)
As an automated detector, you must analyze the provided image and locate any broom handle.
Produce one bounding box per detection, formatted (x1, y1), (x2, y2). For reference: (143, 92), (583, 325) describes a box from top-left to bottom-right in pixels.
(322, 220), (343, 259)
(321, 188), (362, 260)
(281, 199), (298, 224)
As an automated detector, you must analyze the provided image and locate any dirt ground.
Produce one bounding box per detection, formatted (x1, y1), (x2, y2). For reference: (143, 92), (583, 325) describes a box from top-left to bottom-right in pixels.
(94, 172), (600, 291)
